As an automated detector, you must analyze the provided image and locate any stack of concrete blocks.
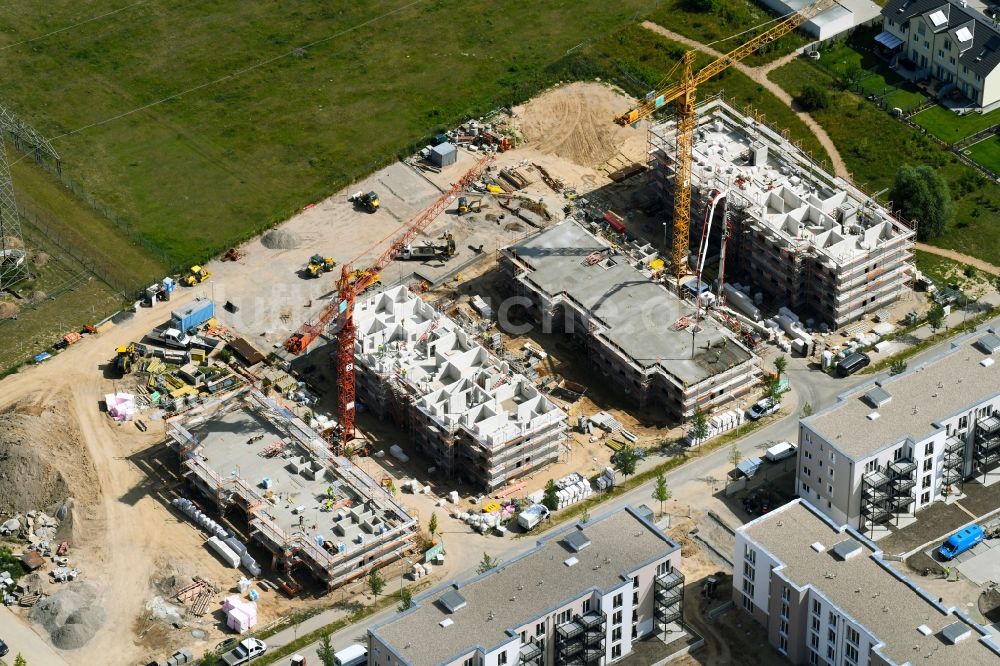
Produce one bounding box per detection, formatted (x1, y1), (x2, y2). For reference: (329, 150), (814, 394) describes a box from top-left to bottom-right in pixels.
(157, 648), (195, 666)
(173, 498), (261, 575)
(555, 473), (593, 509)
(594, 467), (616, 491)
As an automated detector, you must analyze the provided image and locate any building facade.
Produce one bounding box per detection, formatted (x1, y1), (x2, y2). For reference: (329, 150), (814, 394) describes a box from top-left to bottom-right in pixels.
(368, 506), (686, 666)
(797, 326), (1000, 535)
(881, 0), (1000, 109)
(735, 499), (1000, 665)
(353, 286), (567, 491)
(650, 99), (914, 329)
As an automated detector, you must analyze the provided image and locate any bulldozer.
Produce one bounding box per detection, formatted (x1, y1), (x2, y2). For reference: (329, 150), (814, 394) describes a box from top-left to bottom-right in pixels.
(182, 265), (211, 286)
(349, 190), (380, 213)
(305, 254), (336, 278)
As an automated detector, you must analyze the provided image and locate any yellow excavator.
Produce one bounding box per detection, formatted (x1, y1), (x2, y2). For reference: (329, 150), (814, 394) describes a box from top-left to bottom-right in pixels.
(182, 265), (211, 286)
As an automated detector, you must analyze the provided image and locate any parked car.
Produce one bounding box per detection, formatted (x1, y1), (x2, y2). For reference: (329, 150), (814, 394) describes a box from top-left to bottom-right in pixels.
(747, 398), (779, 420)
(222, 638), (267, 665)
(937, 525), (984, 560)
(836, 352), (870, 377)
(0, 639), (8, 657)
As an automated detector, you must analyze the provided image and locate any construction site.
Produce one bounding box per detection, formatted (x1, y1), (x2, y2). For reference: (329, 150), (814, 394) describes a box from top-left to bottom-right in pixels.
(650, 97), (915, 329)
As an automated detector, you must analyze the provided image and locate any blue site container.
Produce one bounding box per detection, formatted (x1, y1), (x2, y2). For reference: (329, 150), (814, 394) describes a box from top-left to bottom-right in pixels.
(171, 297), (214, 332)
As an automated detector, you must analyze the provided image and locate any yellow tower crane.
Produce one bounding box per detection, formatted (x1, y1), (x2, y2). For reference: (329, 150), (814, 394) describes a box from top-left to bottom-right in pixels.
(614, 0), (837, 281)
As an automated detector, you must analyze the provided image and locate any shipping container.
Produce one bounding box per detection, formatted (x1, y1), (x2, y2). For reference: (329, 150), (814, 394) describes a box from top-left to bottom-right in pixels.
(171, 297), (215, 332)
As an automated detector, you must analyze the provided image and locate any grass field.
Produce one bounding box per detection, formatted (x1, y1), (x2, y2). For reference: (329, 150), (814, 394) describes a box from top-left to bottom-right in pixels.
(770, 56), (1000, 265)
(645, 0), (812, 67)
(965, 135), (1000, 174)
(913, 105), (1000, 144)
(0, 0), (673, 266)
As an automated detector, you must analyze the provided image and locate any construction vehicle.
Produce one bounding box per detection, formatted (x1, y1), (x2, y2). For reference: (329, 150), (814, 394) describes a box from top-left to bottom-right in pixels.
(613, 0), (836, 282)
(457, 197), (482, 215)
(305, 254), (336, 278)
(114, 343), (143, 375)
(349, 190), (380, 213)
(182, 265), (211, 286)
(400, 232), (456, 260)
(284, 155), (494, 444)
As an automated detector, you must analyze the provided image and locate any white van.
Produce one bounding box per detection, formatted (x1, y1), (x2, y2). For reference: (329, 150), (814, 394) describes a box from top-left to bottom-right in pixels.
(765, 441), (797, 462)
(334, 644), (368, 666)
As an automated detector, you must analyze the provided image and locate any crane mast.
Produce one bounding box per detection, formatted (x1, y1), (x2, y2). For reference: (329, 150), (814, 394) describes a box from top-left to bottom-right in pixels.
(614, 0), (837, 280)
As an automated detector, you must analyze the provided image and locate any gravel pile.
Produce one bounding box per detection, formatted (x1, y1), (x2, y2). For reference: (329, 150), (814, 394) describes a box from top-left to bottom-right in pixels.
(31, 581), (107, 649)
(261, 230), (300, 250)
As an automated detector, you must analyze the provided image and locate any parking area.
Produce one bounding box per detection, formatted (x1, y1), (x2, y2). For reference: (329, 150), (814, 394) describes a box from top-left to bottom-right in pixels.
(955, 539), (1000, 585)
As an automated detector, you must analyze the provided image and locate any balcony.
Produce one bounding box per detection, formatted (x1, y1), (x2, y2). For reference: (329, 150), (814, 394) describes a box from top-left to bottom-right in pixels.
(656, 570), (684, 592)
(977, 415), (1000, 436)
(862, 502), (891, 523)
(519, 641), (543, 666)
(943, 467), (963, 484)
(863, 486), (888, 503)
(557, 621), (584, 641)
(863, 469), (890, 488)
(888, 458), (917, 477)
(888, 494), (915, 511)
(976, 436), (1000, 454)
(892, 478), (916, 494)
(945, 435), (965, 454)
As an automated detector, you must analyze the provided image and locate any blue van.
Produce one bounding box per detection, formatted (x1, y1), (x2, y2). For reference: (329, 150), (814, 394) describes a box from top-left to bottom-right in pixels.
(937, 524), (984, 560)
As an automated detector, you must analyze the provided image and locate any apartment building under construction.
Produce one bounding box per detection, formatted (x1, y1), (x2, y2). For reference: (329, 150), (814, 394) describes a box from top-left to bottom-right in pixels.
(167, 387), (418, 590)
(352, 285), (567, 491)
(650, 97), (915, 328)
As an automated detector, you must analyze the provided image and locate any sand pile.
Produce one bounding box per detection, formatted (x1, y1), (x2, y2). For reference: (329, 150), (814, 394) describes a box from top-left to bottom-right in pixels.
(513, 82), (646, 169)
(261, 229), (301, 250)
(31, 581), (107, 649)
(0, 301), (17, 319)
(0, 398), (99, 524)
(1, 236), (23, 249)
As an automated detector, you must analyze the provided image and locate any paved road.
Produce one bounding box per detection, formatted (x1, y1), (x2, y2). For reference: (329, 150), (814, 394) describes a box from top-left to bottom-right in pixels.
(0, 606), (70, 666)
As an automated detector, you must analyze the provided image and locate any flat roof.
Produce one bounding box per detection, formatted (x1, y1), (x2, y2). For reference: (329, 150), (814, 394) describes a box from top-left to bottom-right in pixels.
(507, 221), (754, 385)
(804, 323), (1000, 459)
(742, 500), (1000, 664)
(371, 506), (678, 665)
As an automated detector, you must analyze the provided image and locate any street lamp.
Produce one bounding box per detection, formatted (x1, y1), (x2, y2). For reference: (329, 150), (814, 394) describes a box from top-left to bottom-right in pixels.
(662, 222), (668, 250)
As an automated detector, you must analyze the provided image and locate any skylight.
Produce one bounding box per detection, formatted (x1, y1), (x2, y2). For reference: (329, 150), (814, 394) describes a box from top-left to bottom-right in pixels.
(929, 10), (947, 26)
(956, 26), (973, 42)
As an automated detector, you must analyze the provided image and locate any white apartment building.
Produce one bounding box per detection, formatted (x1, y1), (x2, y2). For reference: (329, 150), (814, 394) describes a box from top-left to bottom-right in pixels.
(735, 499), (1000, 665)
(368, 506), (687, 666)
(797, 325), (1000, 536)
(881, 0), (1000, 109)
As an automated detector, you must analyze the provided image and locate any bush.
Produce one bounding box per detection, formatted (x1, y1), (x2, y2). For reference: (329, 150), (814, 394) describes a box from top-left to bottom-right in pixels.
(796, 84), (829, 111)
(684, 0), (719, 12)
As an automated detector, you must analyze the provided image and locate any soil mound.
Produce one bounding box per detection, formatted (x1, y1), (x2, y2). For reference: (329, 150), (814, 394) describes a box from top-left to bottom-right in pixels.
(31, 581), (107, 649)
(261, 230), (301, 250)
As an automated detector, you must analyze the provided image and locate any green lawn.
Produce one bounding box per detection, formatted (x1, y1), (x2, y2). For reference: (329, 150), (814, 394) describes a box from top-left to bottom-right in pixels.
(0, 1), (666, 265)
(913, 105), (1000, 143)
(913, 249), (993, 290)
(645, 0), (812, 67)
(965, 135), (1000, 174)
(770, 57), (1000, 265)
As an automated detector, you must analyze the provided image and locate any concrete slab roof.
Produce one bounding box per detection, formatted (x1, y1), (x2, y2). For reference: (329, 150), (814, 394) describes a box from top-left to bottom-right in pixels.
(804, 323), (1000, 459)
(370, 506), (678, 666)
(507, 220), (754, 385)
(742, 500), (1000, 664)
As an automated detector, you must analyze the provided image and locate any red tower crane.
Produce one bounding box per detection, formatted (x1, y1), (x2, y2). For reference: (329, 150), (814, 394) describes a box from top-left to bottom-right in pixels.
(283, 153), (495, 443)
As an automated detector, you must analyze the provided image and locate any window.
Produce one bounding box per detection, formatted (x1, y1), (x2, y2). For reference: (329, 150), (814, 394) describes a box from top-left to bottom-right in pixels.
(809, 650), (820, 665)
(925, 441), (934, 456)
(923, 458), (932, 472)
(827, 645), (835, 661)
(743, 579), (755, 596)
(778, 634), (788, 654)
(583, 598), (592, 614)
(894, 447), (904, 461)
(781, 586), (790, 603)
(945, 39), (951, 50)
(612, 610), (623, 626)
(845, 643), (859, 664)
(865, 460), (877, 473)
(656, 561), (670, 576)
(918, 22), (926, 35)
(744, 546), (756, 565)
(810, 632), (819, 650)
(611, 644), (622, 659)
(828, 628), (836, 643)
(632, 591), (638, 607)
(921, 490), (931, 504)
(612, 627), (622, 642)
(536, 622), (545, 636)
(846, 626), (859, 646)
(829, 613), (837, 627)
(557, 610), (571, 625)
(781, 602), (790, 620)
(743, 594), (753, 612)
(811, 616), (820, 632)
(938, 49), (944, 58)
(464, 658), (473, 666)
(744, 562), (756, 581)
(804, 466), (812, 477)
(631, 624), (637, 640)
(780, 618), (789, 635)
(922, 474), (932, 489)
(498, 652), (508, 666)
(613, 593), (623, 609)
(632, 576), (639, 589)
(812, 599), (821, 616)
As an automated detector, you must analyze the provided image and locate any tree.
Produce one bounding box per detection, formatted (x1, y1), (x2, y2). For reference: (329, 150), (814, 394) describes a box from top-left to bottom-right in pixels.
(890, 358), (908, 376)
(398, 586), (414, 612)
(729, 443), (743, 469)
(690, 407), (709, 446)
(796, 84), (829, 111)
(652, 473), (671, 517)
(773, 355), (787, 378)
(317, 632), (337, 666)
(14, 656), (27, 666)
(927, 303), (945, 333)
(801, 402), (814, 417)
(477, 552), (499, 574)
(542, 479), (559, 511)
(890, 164), (954, 240)
(765, 376), (784, 409)
(367, 569), (385, 604)
(428, 511), (438, 539)
(613, 444), (641, 482)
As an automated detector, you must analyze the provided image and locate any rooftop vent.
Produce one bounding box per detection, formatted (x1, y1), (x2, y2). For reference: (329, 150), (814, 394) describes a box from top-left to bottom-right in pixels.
(439, 589), (467, 614)
(939, 621), (972, 644)
(983, 358), (995, 368)
(564, 556), (579, 567)
(863, 386), (892, 408)
(867, 412), (881, 421)
(917, 624), (932, 636)
(439, 618), (454, 628)
(564, 530), (592, 553)
(811, 542), (826, 553)
(831, 538), (863, 561)
(976, 333), (1000, 354)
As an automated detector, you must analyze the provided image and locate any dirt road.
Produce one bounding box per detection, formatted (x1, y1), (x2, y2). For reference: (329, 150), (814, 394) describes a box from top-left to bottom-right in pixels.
(915, 243), (1000, 276)
(640, 21), (850, 180)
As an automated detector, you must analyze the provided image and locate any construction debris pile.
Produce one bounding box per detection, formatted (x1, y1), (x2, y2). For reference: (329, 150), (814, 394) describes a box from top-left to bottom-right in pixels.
(31, 580), (106, 649)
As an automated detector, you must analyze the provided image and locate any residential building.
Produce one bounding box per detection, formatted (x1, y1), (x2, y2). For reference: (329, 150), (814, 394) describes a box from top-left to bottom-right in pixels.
(735, 499), (1000, 664)
(649, 98), (914, 329)
(881, 0), (1000, 109)
(353, 285), (567, 491)
(500, 219), (760, 421)
(798, 325), (1000, 535)
(368, 506), (687, 666)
